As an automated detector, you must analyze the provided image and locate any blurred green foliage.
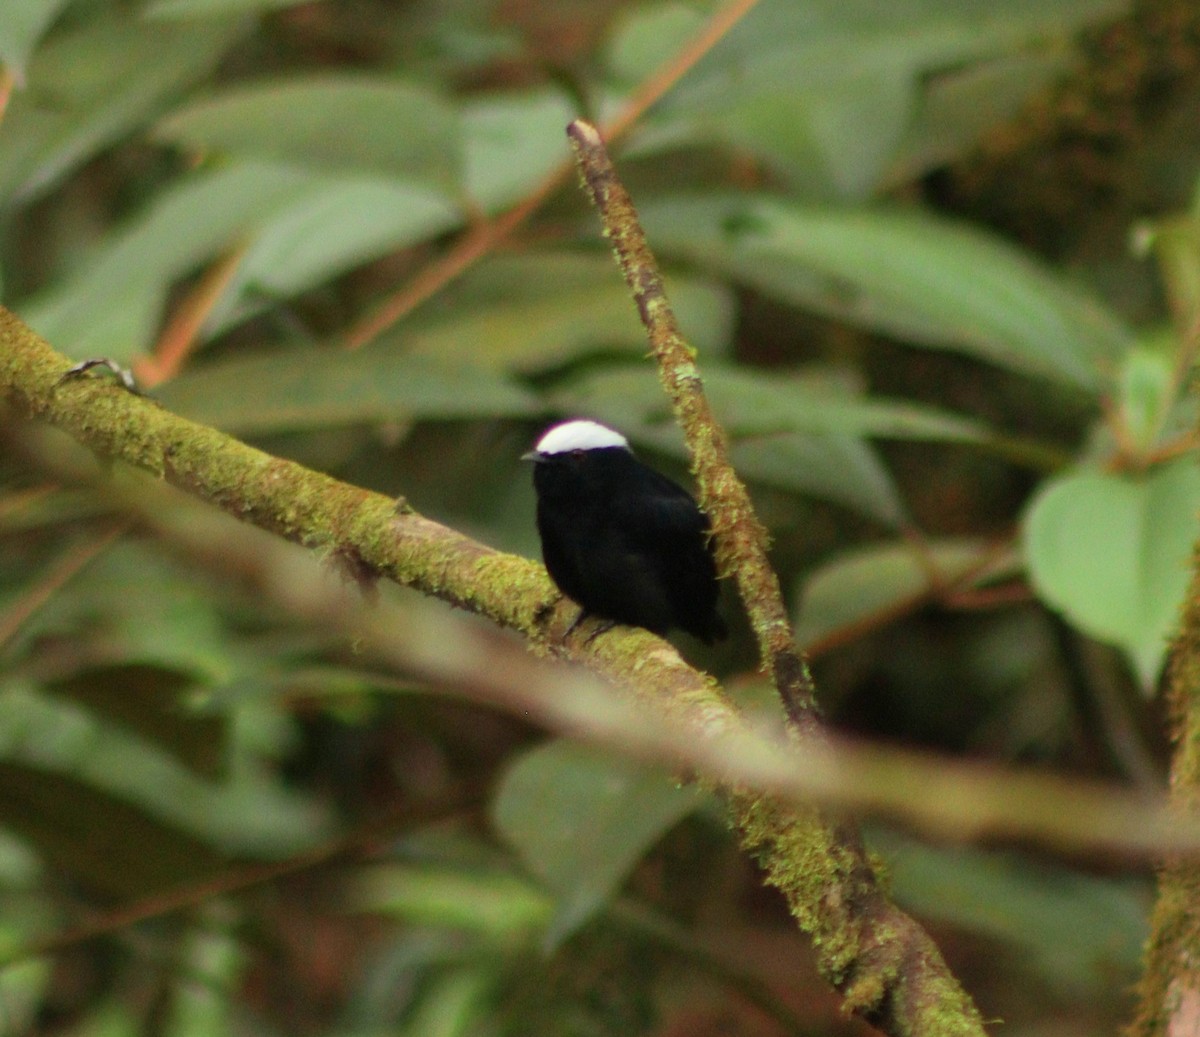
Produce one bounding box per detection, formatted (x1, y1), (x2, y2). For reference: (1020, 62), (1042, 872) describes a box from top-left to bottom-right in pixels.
(2, 0), (1198, 1033)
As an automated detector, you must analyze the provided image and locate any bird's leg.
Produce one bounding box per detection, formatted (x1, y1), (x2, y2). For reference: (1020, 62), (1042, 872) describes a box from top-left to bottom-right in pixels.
(582, 618), (616, 645)
(563, 608), (616, 644)
(564, 607), (592, 639)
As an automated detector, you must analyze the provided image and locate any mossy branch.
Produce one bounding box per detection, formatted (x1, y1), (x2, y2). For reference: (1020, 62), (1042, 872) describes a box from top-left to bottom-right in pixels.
(0, 305), (985, 1035)
(1129, 536), (1200, 1036)
(564, 121), (985, 1035)
(565, 119), (817, 731)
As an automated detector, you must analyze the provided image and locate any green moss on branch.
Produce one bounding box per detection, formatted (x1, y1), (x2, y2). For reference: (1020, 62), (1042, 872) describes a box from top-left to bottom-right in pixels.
(1, 304), (984, 1036)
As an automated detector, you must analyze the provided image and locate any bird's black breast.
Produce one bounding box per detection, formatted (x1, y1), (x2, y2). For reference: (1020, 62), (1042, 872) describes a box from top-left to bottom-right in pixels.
(532, 447), (725, 642)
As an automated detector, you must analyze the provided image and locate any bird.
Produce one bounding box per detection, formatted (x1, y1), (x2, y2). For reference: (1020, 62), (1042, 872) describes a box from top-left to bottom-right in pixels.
(523, 418), (727, 643)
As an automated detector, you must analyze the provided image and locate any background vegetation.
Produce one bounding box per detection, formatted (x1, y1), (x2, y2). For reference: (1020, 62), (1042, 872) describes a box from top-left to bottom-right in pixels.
(3, 0), (1200, 1033)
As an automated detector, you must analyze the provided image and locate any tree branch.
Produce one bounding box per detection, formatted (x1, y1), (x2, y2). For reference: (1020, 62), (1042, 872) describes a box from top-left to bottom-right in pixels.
(566, 118), (815, 730)
(1, 305), (988, 1035)
(1130, 537), (1200, 1037)
(564, 120), (987, 1034)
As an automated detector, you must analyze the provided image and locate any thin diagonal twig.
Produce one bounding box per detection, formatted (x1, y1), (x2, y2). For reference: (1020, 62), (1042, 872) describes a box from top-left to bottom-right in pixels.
(135, 242), (250, 387)
(0, 519), (129, 649)
(340, 0), (762, 350)
(565, 118), (815, 732)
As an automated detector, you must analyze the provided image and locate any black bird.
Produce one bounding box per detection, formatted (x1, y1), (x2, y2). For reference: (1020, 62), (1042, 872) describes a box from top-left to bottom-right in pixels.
(524, 419), (726, 643)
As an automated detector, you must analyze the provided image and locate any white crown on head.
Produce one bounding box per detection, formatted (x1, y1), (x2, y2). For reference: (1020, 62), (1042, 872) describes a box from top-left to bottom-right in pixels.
(534, 419), (630, 454)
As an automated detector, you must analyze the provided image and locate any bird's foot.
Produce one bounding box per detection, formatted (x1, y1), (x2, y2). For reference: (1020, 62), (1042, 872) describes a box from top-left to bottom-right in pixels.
(564, 609), (615, 645)
(55, 358), (142, 394)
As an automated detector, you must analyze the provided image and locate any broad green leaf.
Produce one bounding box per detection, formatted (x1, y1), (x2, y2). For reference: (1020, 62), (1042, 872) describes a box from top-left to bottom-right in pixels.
(0, 684), (326, 868)
(731, 432), (906, 529)
(696, 366), (992, 443)
(0, 10), (248, 205)
(550, 365), (915, 527)
(605, 3), (700, 88)
(46, 664), (224, 779)
(0, 760), (225, 898)
(796, 538), (1021, 651)
(631, 62), (916, 200)
(636, 195), (1132, 391)
(15, 541), (234, 681)
(890, 48), (1072, 183)
(793, 66), (917, 199)
(20, 161), (319, 357)
(0, 0), (71, 74)
(493, 740), (707, 943)
(155, 75), (461, 187)
(1023, 456), (1200, 686)
(207, 177), (461, 334)
(21, 161), (460, 358)
(670, 0), (1126, 92)
(392, 253), (733, 371)
(462, 89), (576, 212)
(157, 347), (539, 434)
(874, 828), (1147, 996)
(615, 0), (1125, 198)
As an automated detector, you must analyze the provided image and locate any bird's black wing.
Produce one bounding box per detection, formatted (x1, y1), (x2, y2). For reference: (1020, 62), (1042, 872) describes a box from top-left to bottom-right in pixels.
(613, 468), (725, 642)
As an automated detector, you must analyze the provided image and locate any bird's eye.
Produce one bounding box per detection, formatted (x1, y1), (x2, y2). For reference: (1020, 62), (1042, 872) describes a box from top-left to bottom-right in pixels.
(571, 449), (584, 459)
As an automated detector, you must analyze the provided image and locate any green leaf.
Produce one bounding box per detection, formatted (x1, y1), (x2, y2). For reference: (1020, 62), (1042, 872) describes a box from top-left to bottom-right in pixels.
(736, 432), (907, 528)
(208, 177), (461, 334)
(873, 827), (1146, 996)
(0, 0), (71, 74)
(0, 760), (226, 898)
(15, 541), (234, 681)
(616, 0), (1124, 198)
(157, 346), (540, 434)
(605, 4), (701, 88)
(0, 684), (325, 868)
(46, 664), (225, 779)
(155, 74), (461, 187)
(400, 971), (494, 1037)
(462, 89), (576, 211)
(891, 48), (1073, 182)
(1134, 211), (1200, 335)
(0, 909), (50, 1035)
(20, 161), (321, 358)
(493, 741), (707, 944)
(696, 366), (993, 443)
(636, 195), (1132, 391)
(796, 538), (1021, 651)
(392, 253), (733, 371)
(22, 161), (460, 358)
(162, 904), (245, 1037)
(550, 365), (911, 527)
(0, 9), (248, 204)
(1023, 456), (1200, 685)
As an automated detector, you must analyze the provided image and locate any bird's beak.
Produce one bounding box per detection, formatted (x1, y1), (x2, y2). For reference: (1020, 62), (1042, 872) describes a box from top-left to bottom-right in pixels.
(520, 450), (542, 463)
